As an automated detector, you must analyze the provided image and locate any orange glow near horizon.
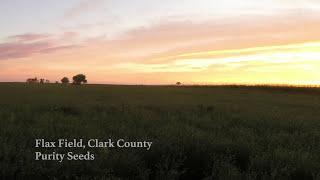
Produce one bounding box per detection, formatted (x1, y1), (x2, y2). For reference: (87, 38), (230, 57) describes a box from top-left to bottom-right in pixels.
(1, 41), (319, 85)
(112, 41), (320, 85)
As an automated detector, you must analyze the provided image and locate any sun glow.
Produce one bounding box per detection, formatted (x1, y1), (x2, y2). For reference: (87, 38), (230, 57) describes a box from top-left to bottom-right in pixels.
(113, 41), (320, 85)
(117, 41), (320, 71)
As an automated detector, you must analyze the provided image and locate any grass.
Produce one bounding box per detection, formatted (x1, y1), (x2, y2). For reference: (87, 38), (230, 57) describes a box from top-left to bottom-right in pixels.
(0, 83), (320, 179)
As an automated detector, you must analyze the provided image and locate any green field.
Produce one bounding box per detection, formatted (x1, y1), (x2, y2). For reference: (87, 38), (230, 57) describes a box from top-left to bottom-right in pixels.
(1, 83), (320, 179)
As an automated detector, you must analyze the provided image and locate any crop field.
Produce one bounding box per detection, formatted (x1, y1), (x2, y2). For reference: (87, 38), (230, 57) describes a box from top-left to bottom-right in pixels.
(1, 83), (320, 179)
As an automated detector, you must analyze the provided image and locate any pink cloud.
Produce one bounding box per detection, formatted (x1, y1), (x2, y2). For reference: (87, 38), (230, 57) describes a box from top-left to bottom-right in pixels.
(8, 33), (51, 42)
(79, 11), (320, 66)
(0, 33), (79, 60)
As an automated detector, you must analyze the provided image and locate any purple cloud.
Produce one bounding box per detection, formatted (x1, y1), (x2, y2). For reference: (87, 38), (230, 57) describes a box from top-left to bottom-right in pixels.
(0, 33), (79, 60)
(8, 33), (51, 42)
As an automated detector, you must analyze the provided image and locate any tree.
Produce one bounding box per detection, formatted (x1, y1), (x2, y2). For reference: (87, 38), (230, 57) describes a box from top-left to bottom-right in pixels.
(61, 77), (70, 84)
(176, 82), (182, 86)
(26, 77), (39, 83)
(72, 74), (87, 85)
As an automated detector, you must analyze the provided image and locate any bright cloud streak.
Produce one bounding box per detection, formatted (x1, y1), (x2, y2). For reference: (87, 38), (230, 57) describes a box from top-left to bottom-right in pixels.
(115, 42), (320, 73)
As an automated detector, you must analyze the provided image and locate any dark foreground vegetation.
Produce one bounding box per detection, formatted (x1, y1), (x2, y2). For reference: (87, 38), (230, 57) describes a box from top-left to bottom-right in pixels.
(1, 83), (320, 179)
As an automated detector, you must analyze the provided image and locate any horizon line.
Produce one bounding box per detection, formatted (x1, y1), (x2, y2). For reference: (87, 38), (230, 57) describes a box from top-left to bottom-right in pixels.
(1, 81), (319, 88)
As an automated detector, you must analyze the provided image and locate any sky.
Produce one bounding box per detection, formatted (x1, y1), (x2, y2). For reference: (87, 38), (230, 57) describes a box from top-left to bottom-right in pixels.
(0, 0), (320, 85)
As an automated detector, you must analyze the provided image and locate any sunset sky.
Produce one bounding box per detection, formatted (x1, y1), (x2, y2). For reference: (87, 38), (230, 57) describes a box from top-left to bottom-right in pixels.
(0, 0), (320, 85)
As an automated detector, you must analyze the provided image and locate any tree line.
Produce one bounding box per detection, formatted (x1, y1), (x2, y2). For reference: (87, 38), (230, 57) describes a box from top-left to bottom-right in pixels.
(26, 74), (87, 85)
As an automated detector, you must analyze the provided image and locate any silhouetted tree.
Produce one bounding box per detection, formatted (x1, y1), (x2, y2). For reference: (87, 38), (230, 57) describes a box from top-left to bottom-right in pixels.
(176, 82), (182, 86)
(61, 77), (70, 84)
(26, 77), (39, 83)
(72, 74), (87, 85)
(37, 78), (50, 84)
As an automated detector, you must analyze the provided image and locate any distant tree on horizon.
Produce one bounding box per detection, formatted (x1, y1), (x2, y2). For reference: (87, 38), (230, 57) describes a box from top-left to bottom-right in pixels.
(72, 74), (87, 85)
(38, 78), (50, 84)
(176, 82), (182, 86)
(61, 77), (70, 84)
(26, 77), (50, 84)
(26, 77), (39, 83)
